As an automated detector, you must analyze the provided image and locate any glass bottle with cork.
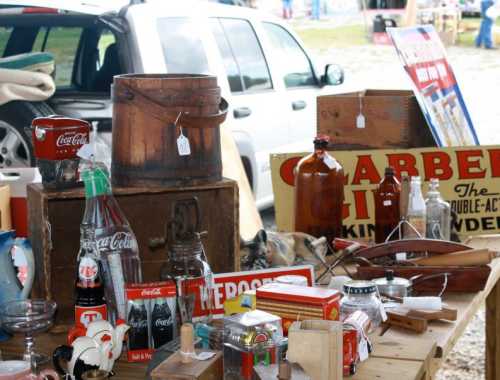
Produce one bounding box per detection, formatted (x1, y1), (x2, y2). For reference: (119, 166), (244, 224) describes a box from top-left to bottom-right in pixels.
(374, 166), (401, 243)
(425, 178), (451, 240)
(294, 135), (344, 243)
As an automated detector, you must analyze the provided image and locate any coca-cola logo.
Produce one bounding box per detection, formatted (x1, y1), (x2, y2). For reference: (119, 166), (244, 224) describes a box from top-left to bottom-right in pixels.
(141, 288), (161, 297)
(97, 232), (134, 252)
(56, 132), (88, 147)
(130, 319), (148, 329)
(154, 317), (172, 328)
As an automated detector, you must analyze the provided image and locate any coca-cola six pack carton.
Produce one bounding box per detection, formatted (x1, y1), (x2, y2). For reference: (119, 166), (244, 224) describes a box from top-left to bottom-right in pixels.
(125, 281), (176, 363)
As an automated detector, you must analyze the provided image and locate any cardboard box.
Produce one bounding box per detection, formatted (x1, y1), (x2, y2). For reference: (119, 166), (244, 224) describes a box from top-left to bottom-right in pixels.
(317, 90), (435, 149)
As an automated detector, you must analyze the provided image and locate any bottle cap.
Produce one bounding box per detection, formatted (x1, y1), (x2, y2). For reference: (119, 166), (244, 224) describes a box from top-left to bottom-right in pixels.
(82, 166), (111, 197)
(384, 166), (395, 176)
(313, 134), (330, 148)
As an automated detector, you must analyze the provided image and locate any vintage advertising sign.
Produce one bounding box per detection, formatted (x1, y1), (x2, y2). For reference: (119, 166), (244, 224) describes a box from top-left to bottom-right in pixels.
(192, 265), (315, 318)
(388, 26), (479, 147)
(271, 145), (500, 241)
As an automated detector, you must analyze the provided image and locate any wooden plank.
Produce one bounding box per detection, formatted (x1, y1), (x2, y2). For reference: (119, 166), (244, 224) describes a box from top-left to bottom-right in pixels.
(486, 280), (500, 380)
(220, 125), (262, 240)
(370, 334), (437, 363)
(351, 357), (425, 380)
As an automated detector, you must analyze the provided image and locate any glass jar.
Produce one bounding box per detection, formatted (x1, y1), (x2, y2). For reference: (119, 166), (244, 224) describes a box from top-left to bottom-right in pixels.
(160, 235), (214, 325)
(340, 280), (382, 332)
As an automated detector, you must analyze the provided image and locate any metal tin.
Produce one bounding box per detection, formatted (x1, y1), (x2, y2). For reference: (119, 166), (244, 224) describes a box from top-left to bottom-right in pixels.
(31, 116), (90, 161)
(373, 270), (413, 298)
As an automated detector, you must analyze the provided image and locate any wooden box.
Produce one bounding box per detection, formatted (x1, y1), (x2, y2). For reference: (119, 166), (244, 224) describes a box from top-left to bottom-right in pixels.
(317, 89), (436, 149)
(27, 179), (239, 322)
(150, 350), (222, 380)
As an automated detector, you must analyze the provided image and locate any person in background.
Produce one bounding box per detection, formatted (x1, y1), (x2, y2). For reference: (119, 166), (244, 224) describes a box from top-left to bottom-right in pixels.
(311, 0), (320, 19)
(476, 0), (496, 49)
(282, 0), (293, 19)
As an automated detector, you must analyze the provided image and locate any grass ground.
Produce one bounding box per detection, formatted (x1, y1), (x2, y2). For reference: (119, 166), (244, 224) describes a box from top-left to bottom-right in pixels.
(294, 17), (500, 51)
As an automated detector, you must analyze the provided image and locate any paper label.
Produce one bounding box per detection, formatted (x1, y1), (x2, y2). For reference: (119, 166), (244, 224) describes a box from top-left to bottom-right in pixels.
(379, 303), (388, 322)
(395, 252), (407, 261)
(78, 257), (98, 281)
(77, 143), (95, 160)
(356, 114), (366, 129)
(383, 200), (392, 206)
(358, 338), (369, 361)
(177, 134), (191, 156)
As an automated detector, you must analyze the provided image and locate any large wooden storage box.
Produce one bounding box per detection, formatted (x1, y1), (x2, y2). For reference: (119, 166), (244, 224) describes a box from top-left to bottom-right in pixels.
(27, 179), (239, 322)
(317, 89), (436, 149)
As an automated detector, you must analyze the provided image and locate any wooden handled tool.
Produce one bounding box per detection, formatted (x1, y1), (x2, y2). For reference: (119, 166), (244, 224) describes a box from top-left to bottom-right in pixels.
(384, 310), (428, 333)
(407, 308), (457, 321)
(412, 249), (499, 266)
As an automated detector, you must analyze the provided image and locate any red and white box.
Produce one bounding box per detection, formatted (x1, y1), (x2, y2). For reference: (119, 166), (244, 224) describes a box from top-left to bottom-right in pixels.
(125, 281), (177, 363)
(256, 282), (341, 334)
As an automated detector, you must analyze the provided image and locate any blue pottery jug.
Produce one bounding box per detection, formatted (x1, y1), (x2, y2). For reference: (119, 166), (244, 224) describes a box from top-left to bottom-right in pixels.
(0, 231), (35, 340)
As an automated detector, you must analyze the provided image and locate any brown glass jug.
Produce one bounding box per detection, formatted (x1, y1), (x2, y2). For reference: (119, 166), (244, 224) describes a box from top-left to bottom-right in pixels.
(374, 166), (401, 243)
(294, 135), (344, 243)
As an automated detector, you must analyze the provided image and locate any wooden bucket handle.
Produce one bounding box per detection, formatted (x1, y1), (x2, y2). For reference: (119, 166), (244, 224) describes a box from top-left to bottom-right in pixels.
(112, 83), (228, 128)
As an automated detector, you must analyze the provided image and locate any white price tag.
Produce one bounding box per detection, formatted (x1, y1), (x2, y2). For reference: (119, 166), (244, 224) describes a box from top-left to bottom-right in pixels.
(358, 338), (369, 362)
(395, 252), (407, 261)
(324, 155), (336, 169)
(383, 200), (392, 206)
(379, 302), (388, 322)
(195, 351), (216, 361)
(177, 134), (191, 156)
(77, 144), (95, 160)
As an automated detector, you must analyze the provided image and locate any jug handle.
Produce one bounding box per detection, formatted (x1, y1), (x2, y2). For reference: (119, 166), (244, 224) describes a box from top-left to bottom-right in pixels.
(14, 238), (35, 300)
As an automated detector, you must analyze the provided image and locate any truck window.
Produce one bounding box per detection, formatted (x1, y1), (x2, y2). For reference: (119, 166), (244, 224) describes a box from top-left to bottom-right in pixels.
(33, 27), (82, 87)
(263, 22), (316, 88)
(212, 18), (272, 93)
(157, 17), (210, 74)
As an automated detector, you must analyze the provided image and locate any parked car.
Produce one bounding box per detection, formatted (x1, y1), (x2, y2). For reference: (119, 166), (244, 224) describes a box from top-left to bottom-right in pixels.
(0, 0), (345, 209)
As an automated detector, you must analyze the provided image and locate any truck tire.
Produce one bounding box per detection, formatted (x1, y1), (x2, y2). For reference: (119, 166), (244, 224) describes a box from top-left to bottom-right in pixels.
(0, 101), (54, 168)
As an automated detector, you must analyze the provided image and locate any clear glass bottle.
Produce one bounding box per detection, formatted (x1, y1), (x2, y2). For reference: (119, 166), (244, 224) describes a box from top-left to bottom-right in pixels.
(404, 176), (426, 238)
(425, 178), (451, 240)
(340, 281), (383, 333)
(374, 167), (401, 243)
(81, 164), (142, 322)
(294, 135), (344, 243)
(160, 234), (214, 325)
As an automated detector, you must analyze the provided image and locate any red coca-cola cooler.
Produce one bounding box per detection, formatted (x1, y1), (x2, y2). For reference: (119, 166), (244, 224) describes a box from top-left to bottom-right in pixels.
(31, 115), (90, 189)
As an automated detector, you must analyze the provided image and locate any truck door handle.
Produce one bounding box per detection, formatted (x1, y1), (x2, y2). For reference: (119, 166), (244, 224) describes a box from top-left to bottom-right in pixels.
(292, 100), (307, 111)
(233, 107), (252, 119)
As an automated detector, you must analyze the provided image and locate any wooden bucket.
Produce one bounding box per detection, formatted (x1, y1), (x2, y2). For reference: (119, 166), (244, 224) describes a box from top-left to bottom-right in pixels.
(111, 74), (227, 187)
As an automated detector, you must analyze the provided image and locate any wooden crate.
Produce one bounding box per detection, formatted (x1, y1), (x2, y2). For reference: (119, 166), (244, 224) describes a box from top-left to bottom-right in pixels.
(317, 89), (436, 149)
(27, 179), (239, 322)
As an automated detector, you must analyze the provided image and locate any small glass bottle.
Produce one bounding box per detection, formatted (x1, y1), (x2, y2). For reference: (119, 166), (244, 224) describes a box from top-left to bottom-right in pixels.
(340, 280), (383, 333)
(374, 167), (401, 243)
(404, 176), (426, 238)
(294, 135), (344, 243)
(425, 178), (451, 240)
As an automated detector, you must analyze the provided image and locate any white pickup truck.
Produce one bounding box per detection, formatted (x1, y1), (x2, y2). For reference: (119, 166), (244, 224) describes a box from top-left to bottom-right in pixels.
(0, 0), (345, 208)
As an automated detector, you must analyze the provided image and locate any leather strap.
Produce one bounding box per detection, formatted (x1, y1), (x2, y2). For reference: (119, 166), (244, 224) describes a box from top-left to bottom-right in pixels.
(112, 83), (228, 128)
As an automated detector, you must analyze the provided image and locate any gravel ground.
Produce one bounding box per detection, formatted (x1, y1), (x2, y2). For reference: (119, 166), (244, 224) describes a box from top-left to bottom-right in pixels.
(260, 22), (498, 378)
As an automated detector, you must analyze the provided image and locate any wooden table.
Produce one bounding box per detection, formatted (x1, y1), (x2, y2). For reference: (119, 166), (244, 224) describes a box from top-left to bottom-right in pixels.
(1, 235), (499, 380)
